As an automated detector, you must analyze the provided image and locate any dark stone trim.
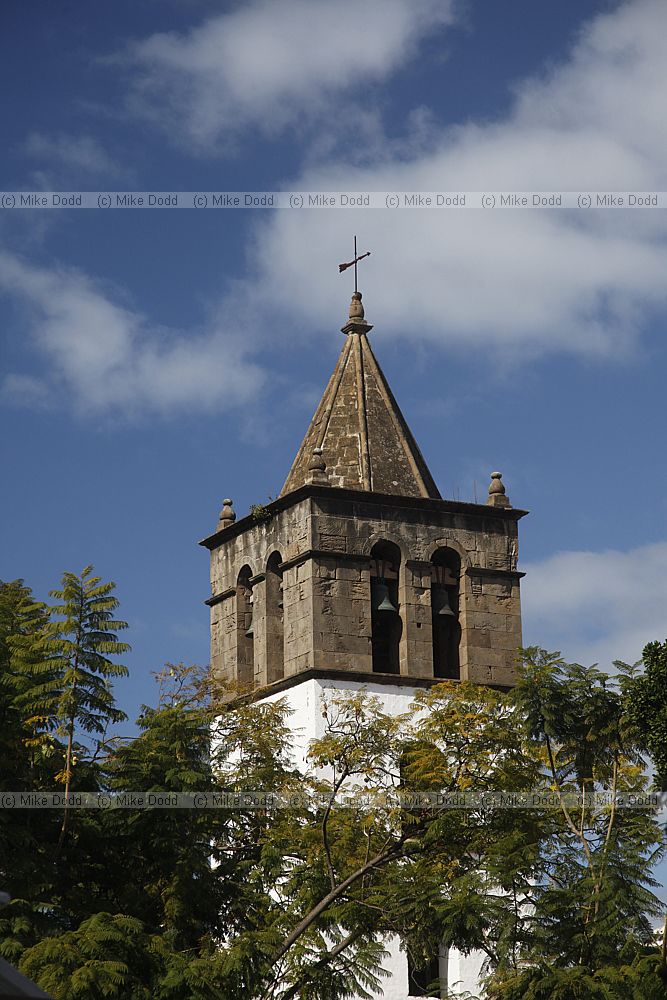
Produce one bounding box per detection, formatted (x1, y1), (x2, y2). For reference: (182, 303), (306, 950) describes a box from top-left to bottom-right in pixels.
(467, 567), (526, 580)
(205, 586), (236, 607)
(199, 484), (529, 550)
(249, 572), (266, 587)
(248, 667), (444, 700)
(223, 667), (513, 705)
(406, 558), (434, 569)
(205, 558), (524, 605)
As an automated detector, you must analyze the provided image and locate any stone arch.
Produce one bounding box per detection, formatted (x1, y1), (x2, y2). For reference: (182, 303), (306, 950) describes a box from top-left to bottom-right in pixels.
(362, 530), (409, 562)
(425, 537), (470, 568)
(236, 565), (254, 688)
(369, 540), (402, 675)
(265, 551), (284, 683)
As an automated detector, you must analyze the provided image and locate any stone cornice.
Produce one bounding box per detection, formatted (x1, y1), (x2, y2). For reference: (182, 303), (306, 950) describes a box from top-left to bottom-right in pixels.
(466, 567), (526, 580)
(205, 586), (236, 607)
(199, 484), (529, 551)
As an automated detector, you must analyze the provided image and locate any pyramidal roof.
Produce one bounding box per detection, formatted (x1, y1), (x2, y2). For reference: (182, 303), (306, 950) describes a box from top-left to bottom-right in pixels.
(281, 292), (441, 500)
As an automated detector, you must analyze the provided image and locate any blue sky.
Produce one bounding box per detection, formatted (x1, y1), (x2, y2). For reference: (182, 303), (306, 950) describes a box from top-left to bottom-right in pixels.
(1, 0), (667, 745)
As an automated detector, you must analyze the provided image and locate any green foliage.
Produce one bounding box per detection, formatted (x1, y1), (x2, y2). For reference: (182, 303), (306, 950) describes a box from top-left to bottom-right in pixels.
(102, 664), (226, 951)
(0, 571), (132, 960)
(487, 951), (667, 1000)
(249, 503), (272, 523)
(19, 909), (231, 999)
(0, 582), (68, 952)
(484, 647), (667, 996)
(43, 565), (130, 739)
(19, 912), (160, 1000)
(3, 586), (667, 1000)
(0, 580), (60, 784)
(44, 566), (130, 855)
(624, 639), (667, 790)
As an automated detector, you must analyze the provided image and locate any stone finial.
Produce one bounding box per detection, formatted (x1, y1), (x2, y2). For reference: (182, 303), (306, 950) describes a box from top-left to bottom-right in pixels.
(306, 447), (328, 485)
(487, 472), (511, 508)
(341, 291), (373, 335)
(349, 291), (365, 320)
(217, 498), (236, 529)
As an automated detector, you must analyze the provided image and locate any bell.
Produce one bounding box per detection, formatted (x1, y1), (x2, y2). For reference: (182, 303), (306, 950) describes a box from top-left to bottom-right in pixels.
(371, 579), (398, 613)
(245, 612), (254, 638)
(433, 587), (456, 617)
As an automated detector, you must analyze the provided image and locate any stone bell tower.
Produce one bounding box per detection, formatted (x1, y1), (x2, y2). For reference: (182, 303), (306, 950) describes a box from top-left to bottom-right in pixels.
(201, 290), (525, 700)
(200, 289), (527, 998)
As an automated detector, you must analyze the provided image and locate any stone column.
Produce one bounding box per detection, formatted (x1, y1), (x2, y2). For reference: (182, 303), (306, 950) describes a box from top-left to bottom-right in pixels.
(400, 560), (435, 679)
(282, 558), (316, 676)
(250, 574), (268, 688)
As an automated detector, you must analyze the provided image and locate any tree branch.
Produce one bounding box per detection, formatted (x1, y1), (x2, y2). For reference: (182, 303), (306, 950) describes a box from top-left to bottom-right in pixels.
(260, 837), (408, 998)
(275, 929), (364, 1000)
(321, 765), (349, 891)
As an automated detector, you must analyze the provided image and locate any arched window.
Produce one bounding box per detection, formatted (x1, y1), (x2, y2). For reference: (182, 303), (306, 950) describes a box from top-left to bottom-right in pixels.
(370, 541), (402, 674)
(431, 549), (461, 679)
(236, 566), (254, 688)
(266, 552), (284, 683)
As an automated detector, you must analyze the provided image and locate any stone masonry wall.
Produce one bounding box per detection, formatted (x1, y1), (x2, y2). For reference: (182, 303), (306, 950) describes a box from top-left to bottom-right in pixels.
(209, 498), (315, 690)
(207, 491), (524, 692)
(309, 496), (522, 687)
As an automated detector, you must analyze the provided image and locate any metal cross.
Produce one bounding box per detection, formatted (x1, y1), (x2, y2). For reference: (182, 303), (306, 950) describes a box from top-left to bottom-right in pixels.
(338, 236), (371, 293)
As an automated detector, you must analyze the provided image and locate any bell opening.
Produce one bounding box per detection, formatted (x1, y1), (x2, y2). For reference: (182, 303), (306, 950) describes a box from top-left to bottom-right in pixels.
(431, 549), (461, 680)
(370, 541), (402, 675)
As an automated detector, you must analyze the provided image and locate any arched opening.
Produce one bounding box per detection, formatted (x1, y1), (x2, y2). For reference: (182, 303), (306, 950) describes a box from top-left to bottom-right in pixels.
(431, 549), (461, 679)
(236, 565), (254, 688)
(265, 551), (284, 683)
(407, 950), (443, 997)
(370, 541), (402, 674)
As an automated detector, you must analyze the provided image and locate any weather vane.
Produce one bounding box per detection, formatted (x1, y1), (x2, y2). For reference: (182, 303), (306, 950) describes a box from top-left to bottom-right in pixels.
(338, 236), (371, 294)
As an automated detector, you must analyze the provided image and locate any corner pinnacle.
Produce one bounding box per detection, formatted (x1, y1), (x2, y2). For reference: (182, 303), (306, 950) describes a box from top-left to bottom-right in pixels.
(487, 472), (511, 508)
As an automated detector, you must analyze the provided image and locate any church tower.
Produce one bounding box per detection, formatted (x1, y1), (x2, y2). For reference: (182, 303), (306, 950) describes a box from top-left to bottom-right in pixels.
(200, 289), (527, 997)
(201, 289), (525, 700)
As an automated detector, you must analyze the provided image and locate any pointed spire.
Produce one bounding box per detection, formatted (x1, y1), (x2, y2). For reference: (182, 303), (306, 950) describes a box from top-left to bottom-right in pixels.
(280, 294), (440, 500)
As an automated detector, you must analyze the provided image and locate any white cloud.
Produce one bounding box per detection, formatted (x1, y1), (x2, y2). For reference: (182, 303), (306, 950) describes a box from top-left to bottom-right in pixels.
(239, 0), (667, 360)
(7, 0), (667, 418)
(521, 542), (667, 669)
(0, 252), (264, 417)
(23, 133), (128, 179)
(122, 0), (457, 148)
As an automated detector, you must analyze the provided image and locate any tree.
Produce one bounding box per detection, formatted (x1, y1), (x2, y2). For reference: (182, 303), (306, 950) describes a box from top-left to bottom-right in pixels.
(0, 569), (131, 963)
(0, 580), (66, 959)
(208, 680), (544, 999)
(4, 613), (667, 999)
(41, 566), (130, 849)
(0, 579), (58, 790)
(101, 664), (226, 952)
(486, 647), (666, 999)
(10, 669), (543, 998)
(624, 639), (667, 791)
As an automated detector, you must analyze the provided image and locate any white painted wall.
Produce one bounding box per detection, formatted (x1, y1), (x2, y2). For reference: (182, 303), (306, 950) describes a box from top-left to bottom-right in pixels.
(448, 948), (486, 997)
(261, 676), (422, 767)
(259, 677), (486, 998)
